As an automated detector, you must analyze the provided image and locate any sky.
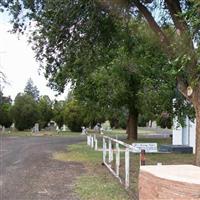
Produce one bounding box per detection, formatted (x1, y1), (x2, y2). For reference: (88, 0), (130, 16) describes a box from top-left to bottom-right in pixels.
(0, 13), (69, 101)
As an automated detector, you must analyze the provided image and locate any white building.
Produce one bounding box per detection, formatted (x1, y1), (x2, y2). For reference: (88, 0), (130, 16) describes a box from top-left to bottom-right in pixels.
(173, 116), (196, 153)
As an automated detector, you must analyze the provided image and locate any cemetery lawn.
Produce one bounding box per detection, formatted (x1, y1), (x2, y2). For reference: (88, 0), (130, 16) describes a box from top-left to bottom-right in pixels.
(0, 130), (82, 137)
(0, 127), (172, 138)
(53, 138), (194, 200)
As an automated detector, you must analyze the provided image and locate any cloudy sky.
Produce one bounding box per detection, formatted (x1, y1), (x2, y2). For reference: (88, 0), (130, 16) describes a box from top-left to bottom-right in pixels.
(0, 13), (68, 101)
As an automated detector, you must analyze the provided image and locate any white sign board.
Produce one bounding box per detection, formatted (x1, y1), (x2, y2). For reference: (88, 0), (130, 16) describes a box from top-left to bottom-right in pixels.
(131, 143), (158, 153)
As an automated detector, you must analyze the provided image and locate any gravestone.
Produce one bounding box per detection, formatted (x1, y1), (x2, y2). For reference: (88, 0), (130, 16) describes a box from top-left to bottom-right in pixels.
(100, 127), (104, 135)
(32, 123), (39, 133)
(81, 126), (87, 135)
(62, 124), (67, 131)
(56, 126), (60, 132)
(94, 124), (100, 134)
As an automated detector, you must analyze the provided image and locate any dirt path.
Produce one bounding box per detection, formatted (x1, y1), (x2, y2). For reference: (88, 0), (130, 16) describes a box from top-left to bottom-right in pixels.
(0, 136), (86, 200)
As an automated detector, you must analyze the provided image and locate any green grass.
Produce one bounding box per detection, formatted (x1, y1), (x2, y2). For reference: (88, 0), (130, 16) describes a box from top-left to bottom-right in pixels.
(0, 131), (33, 136)
(0, 130), (83, 137)
(53, 142), (131, 200)
(0, 127), (172, 138)
(53, 142), (102, 163)
(53, 138), (194, 200)
(75, 175), (130, 200)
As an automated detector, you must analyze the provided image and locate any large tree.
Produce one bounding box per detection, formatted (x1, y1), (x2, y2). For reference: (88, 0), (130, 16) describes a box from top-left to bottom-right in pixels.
(127, 0), (200, 165)
(2, 0), (200, 165)
(11, 93), (39, 131)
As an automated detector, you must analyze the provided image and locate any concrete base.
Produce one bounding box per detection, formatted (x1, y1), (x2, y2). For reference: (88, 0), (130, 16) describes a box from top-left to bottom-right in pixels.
(159, 145), (193, 153)
(139, 165), (200, 200)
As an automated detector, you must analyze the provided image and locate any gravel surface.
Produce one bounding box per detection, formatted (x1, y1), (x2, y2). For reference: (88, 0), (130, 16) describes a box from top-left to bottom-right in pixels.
(0, 136), (86, 200)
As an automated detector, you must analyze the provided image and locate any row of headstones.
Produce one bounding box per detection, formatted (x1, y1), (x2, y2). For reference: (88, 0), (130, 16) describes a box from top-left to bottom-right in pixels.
(32, 123), (68, 133)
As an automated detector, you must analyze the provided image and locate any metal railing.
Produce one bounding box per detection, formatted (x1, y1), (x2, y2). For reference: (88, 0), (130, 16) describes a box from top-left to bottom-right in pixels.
(87, 134), (98, 150)
(87, 134), (145, 190)
(102, 135), (135, 189)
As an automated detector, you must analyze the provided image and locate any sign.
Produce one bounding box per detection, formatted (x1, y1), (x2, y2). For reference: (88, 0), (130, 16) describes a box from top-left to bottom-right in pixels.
(131, 143), (158, 153)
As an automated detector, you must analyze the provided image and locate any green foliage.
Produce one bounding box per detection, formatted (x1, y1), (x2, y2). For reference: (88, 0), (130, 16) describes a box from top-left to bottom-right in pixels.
(63, 100), (88, 132)
(156, 112), (172, 129)
(173, 90), (195, 126)
(38, 95), (53, 129)
(138, 115), (149, 127)
(52, 100), (65, 128)
(0, 92), (13, 128)
(24, 78), (40, 101)
(2, 0), (199, 130)
(0, 102), (13, 128)
(11, 93), (39, 131)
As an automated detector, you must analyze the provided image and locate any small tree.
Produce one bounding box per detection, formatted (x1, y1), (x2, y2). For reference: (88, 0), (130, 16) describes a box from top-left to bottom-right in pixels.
(12, 93), (39, 131)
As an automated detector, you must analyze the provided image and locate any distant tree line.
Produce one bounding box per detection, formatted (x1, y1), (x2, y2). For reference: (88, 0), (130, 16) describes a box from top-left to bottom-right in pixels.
(0, 78), (172, 132)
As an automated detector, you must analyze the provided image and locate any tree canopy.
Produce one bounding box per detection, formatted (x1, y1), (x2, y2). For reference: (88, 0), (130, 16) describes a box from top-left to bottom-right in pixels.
(24, 78), (40, 101)
(11, 93), (39, 130)
(38, 95), (53, 129)
(2, 0), (200, 165)
(0, 91), (12, 128)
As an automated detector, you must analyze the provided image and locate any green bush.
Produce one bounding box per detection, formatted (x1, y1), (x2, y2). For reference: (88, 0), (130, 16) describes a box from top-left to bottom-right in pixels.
(0, 103), (13, 128)
(138, 115), (149, 127)
(63, 100), (87, 132)
(11, 94), (39, 131)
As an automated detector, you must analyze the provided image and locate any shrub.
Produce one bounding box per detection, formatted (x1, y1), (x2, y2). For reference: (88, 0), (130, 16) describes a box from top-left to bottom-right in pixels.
(63, 100), (87, 132)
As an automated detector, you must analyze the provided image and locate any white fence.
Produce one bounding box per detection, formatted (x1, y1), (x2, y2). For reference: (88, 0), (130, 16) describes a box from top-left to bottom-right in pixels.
(87, 134), (140, 190)
(87, 134), (98, 150)
(103, 135), (134, 189)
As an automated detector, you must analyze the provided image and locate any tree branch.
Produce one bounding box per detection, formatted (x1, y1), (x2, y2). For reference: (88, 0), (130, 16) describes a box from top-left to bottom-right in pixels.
(165, 0), (188, 35)
(176, 76), (192, 101)
(132, 0), (170, 47)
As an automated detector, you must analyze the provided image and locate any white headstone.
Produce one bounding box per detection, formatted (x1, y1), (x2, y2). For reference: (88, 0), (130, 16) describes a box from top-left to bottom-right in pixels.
(33, 123), (39, 133)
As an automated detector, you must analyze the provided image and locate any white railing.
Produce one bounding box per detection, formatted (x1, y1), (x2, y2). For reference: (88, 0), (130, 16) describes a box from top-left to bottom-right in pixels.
(87, 134), (98, 150)
(87, 134), (145, 190)
(103, 136), (135, 189)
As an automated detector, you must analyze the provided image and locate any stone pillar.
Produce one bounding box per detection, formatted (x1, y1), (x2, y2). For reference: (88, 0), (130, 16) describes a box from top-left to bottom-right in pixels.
(139, 165), (200, 200)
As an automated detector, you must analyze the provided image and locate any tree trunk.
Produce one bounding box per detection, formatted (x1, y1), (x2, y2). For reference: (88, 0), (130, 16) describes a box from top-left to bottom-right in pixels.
(195, 109), (200, 166)
(192, 87), (200, 166)
(126, 110), (138, 140)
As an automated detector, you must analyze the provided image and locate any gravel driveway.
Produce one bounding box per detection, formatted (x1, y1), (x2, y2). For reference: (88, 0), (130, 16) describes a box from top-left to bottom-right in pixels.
(0, 136), (86, 200)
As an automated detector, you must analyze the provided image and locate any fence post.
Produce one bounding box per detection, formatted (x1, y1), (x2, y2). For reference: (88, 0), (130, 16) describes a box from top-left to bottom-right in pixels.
(95, 139), (98, 150)
(103, 137), (106, 163)
(125, 148), (130, 189)
(91, 135), (94, 148)
(140, 149), (146, 166)
(89, 135), (91, 147)
(109, 139), (113, 163)
(116, 142), (120, 177)
(87, 136), (90, 146)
